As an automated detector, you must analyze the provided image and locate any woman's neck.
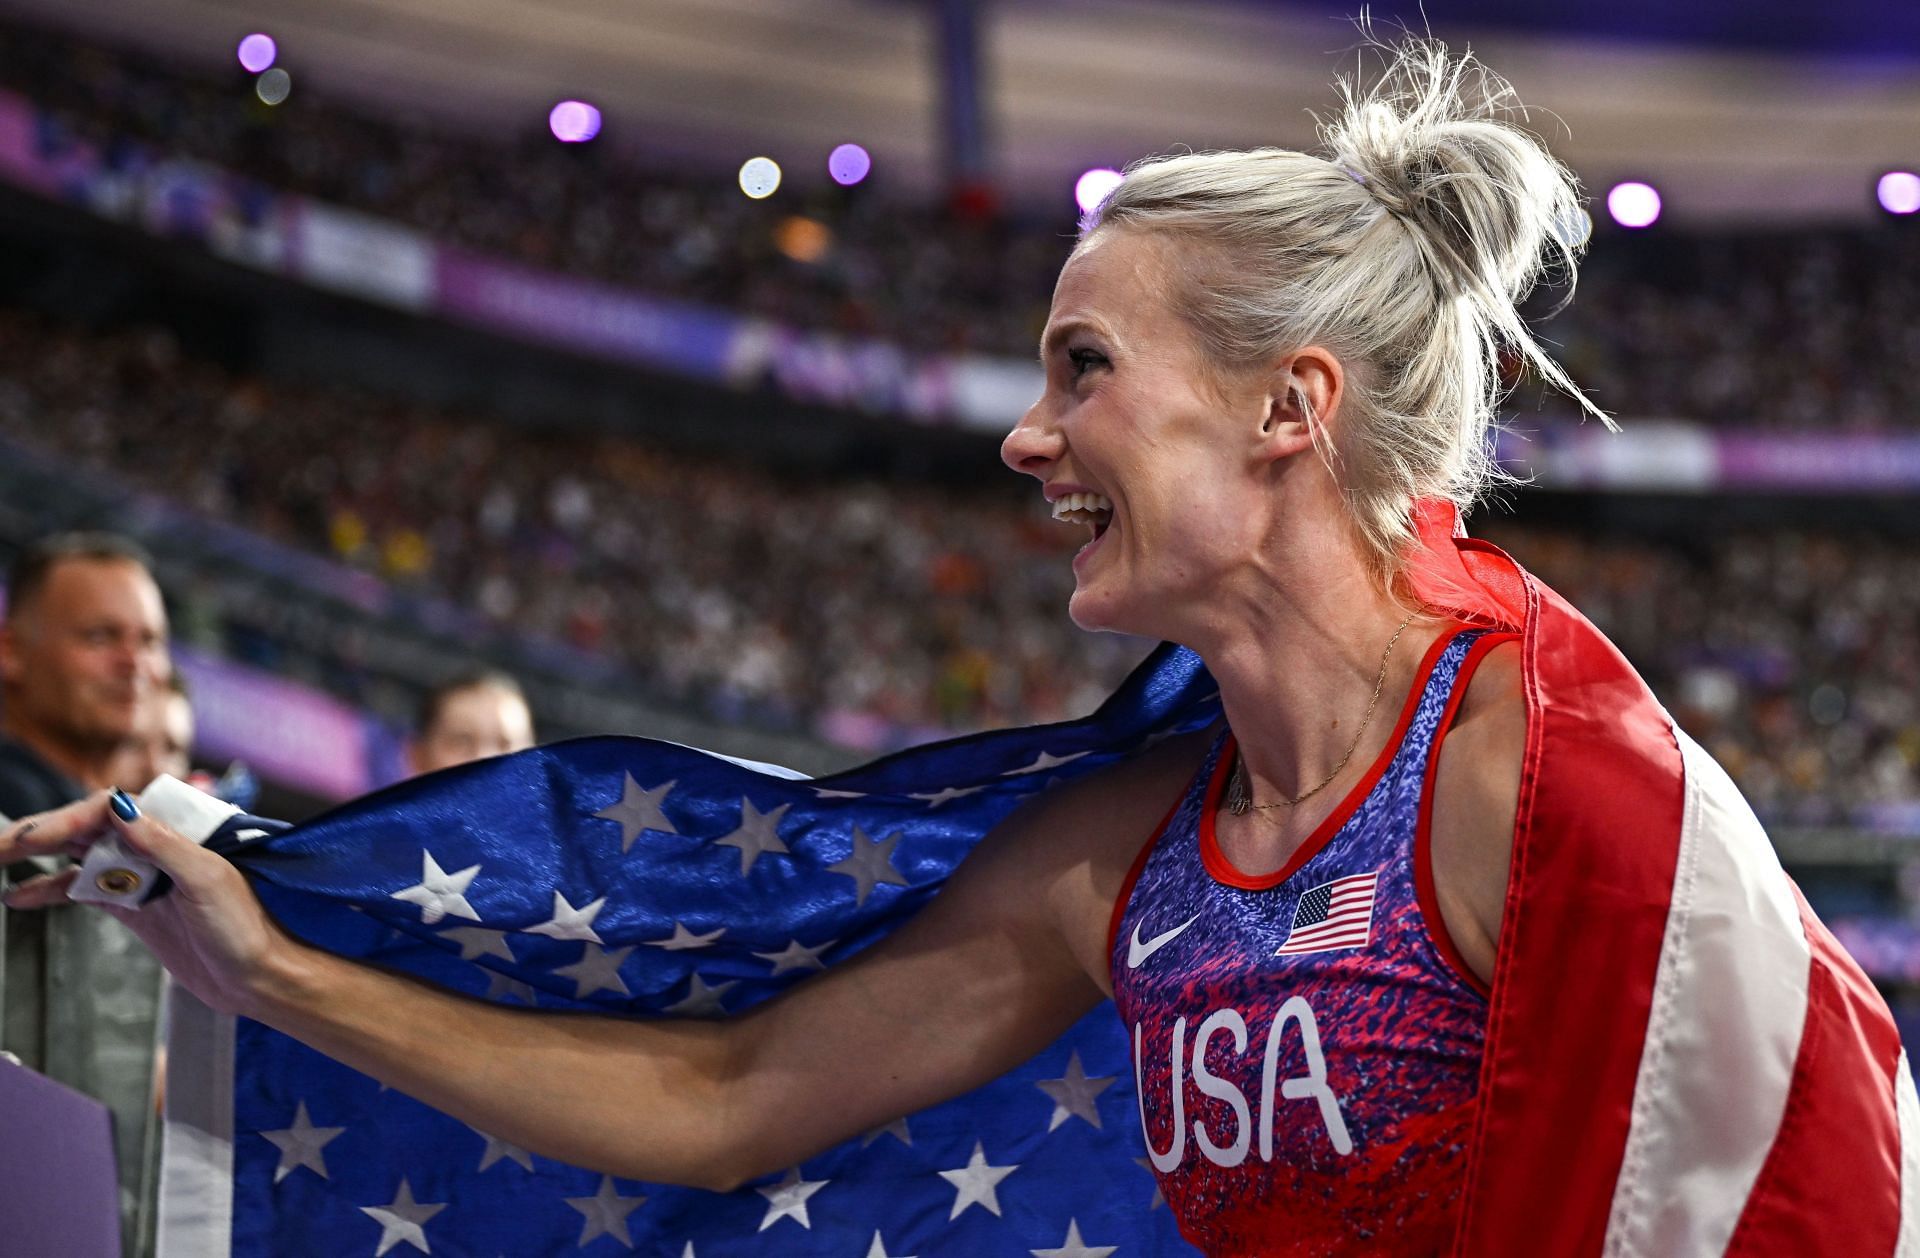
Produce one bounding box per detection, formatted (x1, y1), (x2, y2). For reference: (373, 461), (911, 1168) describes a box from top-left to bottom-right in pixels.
(1194, 554), (1441, 815)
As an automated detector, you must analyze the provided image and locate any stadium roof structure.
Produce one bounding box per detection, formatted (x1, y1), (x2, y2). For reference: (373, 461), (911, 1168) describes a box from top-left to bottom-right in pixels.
(6, 0), (1918, 223)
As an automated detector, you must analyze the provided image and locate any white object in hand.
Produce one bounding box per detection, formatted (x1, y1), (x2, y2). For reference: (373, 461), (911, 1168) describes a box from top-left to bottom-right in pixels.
(67, 775), (241, 909)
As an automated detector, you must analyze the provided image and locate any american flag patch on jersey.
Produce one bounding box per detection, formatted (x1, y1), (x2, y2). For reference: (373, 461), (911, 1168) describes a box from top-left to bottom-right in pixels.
(1275, 871), (1380, 956)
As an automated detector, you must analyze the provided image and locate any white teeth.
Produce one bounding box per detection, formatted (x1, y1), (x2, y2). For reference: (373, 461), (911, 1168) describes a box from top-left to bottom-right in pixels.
(1050, 491), (1114, 524)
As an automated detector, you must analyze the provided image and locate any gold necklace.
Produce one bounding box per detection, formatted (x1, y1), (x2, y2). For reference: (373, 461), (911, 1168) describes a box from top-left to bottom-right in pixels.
(1224, 609), (1420, 814)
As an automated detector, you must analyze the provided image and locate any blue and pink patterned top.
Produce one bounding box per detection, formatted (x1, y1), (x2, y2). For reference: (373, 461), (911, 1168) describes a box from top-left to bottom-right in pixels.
(1110, 628), (1513, 1257)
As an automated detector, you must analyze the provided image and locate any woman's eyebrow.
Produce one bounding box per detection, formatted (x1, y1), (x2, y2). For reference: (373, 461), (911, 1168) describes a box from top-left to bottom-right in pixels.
(1037, 316), (1118, 364)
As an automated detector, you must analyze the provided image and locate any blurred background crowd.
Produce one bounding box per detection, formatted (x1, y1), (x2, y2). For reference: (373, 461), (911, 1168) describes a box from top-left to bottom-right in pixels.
(0, 2), (1916, 1249)
(2, 18), (1918, 430)
(1, 308), (1915, 831)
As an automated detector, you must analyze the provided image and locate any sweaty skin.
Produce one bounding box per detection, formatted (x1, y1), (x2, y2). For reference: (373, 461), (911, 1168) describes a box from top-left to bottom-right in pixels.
(0, 227), (1524, 1193)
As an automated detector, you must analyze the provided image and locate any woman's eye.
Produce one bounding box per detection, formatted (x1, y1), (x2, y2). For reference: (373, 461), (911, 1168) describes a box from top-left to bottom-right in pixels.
(1067, 348), (1108, 378)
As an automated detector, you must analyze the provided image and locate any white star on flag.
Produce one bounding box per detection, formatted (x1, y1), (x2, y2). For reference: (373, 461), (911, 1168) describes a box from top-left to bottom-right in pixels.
(484, 971), (535, 1004)
(359, 1178), (445, 1257)
(1002, 749), (1090, 776)
(645, 921), (725, 951)
(565, 1175), (645, 1247)
(439, 925), (516, 963)
(715, 798), (791, 873)
(594, 773), (678, 851)
(937, 1141), (1018, 1219)
(865, 1231), (916, 1258)
(552, 942), (634, 998)
(908, 785), (986, 808)
(861, 1116), (911, 1147)
(755, 1167), (829, 1231)
(390, 850), (481, 925)
(664, 972), (737, 1018)
(470, 1125), (533, 1173)
(1035, 1051), (1116, 1131)
(811, 787), (865, 799)
(826, 826), (908, 905)
(1030, 1219), (1118, 1258)
(526, 890), (607, 943)
(753, 936), (835, 975)
(259, 1100), (344, 1183)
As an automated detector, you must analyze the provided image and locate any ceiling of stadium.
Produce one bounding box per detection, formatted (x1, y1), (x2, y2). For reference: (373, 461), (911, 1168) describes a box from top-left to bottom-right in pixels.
(5, 0), (1916, 223)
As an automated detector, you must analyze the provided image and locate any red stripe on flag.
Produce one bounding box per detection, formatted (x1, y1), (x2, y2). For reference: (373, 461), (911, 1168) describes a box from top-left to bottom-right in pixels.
(1722, 890), (1903, 1256)
(1435, 546), (1686, 1258)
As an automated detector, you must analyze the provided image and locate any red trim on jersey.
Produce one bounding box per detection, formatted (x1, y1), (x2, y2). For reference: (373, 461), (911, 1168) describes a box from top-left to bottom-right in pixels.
(1411, 631), (1517, 1001)
(1198, 626), (1465, 892)
(1105, 779), (1199, 967)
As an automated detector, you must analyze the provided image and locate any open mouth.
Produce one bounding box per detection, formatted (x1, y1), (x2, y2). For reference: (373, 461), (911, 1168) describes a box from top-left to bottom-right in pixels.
(1050, 491), (1115, 562)
(1051, 490), (1114, 534)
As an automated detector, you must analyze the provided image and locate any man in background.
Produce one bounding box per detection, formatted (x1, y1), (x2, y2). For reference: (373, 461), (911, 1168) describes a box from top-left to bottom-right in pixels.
(408, 667), (536, 775)
(0, 533), (169, 816)
(0, 532), (170, 1254)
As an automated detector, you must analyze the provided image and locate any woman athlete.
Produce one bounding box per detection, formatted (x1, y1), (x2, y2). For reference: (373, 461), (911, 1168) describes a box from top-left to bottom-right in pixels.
(3, 38), (1909, 1258)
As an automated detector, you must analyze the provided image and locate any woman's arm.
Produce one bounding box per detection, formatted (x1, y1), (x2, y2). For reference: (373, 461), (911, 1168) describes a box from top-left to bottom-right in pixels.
(1, 744), (1201, 1189)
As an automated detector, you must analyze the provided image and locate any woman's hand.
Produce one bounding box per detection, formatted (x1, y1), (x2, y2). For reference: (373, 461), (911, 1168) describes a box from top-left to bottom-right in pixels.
(1, 791), (307, 1018)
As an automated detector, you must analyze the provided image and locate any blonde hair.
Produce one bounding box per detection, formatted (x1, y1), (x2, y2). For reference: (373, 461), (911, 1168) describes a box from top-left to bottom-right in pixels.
(1081, 36), (1610, 579)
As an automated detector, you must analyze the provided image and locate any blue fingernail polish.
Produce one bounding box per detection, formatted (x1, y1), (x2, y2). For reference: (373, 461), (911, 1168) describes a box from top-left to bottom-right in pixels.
(110, 789), (140, 822)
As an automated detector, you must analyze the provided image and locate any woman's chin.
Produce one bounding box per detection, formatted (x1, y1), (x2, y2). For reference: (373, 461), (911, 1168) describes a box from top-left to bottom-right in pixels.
(1067, 583), (1130, 635)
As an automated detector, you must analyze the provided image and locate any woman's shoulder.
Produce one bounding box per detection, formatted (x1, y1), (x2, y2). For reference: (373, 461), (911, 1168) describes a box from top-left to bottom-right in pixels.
(979, 723), (1219, 991)
(1020, 723), (1219, 846)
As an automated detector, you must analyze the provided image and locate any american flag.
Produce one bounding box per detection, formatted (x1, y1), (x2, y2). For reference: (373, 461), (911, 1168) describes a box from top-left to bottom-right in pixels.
(151, 643), (1223, 1257)
(1275, 871), (1379, 956)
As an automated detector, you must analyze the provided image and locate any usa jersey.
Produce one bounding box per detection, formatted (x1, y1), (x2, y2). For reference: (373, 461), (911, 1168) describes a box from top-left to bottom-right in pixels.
(1110, 628), (1513, 1257)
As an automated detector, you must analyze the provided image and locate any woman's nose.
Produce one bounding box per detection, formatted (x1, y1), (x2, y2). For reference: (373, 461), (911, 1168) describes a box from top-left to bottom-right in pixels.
(1000, 404), (1062, 478)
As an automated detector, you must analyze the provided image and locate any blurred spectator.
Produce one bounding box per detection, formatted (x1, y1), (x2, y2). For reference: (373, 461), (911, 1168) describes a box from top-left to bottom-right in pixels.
(0, 531), (168, 1249)
(111, 670), (193, 793)
(0, 532), (170, 815)
(408, 668), (536, 775)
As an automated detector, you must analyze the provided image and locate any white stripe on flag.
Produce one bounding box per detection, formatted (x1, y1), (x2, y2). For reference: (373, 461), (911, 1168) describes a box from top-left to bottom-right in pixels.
(1275, 872), (1378, 956)
(1896, 1050), (1920, 1257)
(1601, 728), (1810, 1258)
(157, 990), (235, 1258)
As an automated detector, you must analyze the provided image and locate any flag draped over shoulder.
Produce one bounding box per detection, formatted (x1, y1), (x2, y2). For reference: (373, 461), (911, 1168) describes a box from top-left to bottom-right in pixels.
(151, 503), (1916, 1258)
(1400, 502), (1916, 1258)
(154, 641), (1224, 1258)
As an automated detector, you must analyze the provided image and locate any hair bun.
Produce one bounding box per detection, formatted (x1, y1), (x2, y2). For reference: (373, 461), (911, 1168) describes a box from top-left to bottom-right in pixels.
(1323, 37), (1585, 306)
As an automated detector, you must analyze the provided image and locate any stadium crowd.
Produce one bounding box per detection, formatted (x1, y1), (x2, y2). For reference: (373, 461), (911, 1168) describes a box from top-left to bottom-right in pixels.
(4, 18), (1920, 431)
(0, 309), (1913, 828)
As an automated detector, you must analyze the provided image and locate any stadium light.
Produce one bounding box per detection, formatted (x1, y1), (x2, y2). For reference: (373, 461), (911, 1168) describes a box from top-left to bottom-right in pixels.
(1075, 168), (1124, 217)
(236, 33), (277, 74)
(1878, 171), (1920, 216)
(548, 101), (602, 144)
(739, 157), (782, 200)
(255, 68), (291, 106)
(1606, 181), (1662, 229)
(828, 143), (872, 187)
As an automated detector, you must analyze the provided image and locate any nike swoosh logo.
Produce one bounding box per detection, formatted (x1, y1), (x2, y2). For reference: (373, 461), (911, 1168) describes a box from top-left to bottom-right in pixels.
(1127, 913), (1201, 969)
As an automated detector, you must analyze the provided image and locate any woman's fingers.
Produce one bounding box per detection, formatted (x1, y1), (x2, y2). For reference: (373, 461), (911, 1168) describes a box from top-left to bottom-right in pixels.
(3, 866), (79, 909)
(103, 792), (230, 900)
(1, 790), (227, 909)
(0, 792), (115, 863)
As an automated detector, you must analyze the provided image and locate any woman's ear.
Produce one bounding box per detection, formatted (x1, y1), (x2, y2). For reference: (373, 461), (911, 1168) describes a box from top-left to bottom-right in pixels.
(1258, 347), (1342, 461)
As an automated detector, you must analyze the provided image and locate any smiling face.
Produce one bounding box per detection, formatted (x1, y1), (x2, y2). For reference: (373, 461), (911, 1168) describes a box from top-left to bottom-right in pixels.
(1002, 228), (1314, 641)
(0, 557), (171, 752)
